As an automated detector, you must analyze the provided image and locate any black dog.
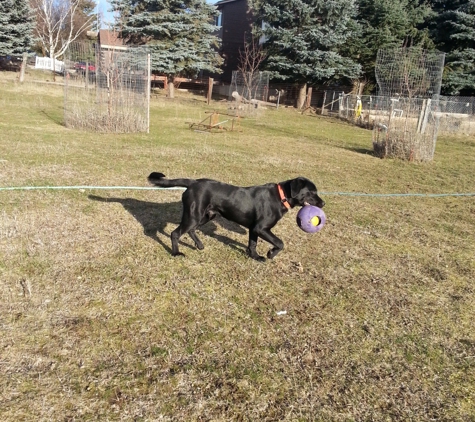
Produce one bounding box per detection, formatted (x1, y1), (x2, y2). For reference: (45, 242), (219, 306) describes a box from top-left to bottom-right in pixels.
(148, 172), (325, 261)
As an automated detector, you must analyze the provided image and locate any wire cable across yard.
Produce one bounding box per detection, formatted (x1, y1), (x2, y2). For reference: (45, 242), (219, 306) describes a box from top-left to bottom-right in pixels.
(1, 185), (475, 198)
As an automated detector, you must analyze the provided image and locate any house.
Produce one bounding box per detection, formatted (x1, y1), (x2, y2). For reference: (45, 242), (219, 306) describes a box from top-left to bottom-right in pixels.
(97, 30), (128, 68)
(97, 29), (127, 52)
(215, 0), (254, 83)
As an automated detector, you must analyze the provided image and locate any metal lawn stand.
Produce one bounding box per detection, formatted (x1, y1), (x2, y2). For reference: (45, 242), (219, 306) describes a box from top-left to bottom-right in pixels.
(188, 111), (243, 133)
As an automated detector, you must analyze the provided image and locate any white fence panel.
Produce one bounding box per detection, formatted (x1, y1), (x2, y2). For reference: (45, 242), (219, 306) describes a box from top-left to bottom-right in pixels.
(35, 56), (64, 73)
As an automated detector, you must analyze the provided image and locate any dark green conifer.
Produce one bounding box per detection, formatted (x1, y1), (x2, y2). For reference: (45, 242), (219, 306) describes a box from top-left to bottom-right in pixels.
(253, 0), (361, 106)
(110, 0), (222, 96)
(0, 0), (35, 56)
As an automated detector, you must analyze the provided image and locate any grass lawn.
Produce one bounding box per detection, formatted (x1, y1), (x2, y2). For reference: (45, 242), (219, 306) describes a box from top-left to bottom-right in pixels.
(1, 76), (475, 421)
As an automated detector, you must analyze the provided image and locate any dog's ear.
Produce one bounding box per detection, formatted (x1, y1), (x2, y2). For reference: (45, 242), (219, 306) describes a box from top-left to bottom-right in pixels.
(289, 177), (308, 197)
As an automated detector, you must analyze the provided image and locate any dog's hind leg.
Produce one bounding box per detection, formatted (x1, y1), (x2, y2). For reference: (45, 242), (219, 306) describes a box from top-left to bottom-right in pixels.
(246, 229), (266, 262)
(170, 226), (186, 256)
(185, 210), (216, 251)
(170, 207), (206, 256)
(171, 223), (199, 256)
(188, 230), (204, 250)
(186, 210), (216, 251)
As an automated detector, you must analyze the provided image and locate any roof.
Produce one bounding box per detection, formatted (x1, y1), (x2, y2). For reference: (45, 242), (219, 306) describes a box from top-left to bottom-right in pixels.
(215, 0), (244, 6)
(99, 30), (127, 50)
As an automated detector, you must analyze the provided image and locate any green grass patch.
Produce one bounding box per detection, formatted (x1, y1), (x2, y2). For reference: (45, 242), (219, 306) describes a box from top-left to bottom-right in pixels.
(1, 75), (474, 421)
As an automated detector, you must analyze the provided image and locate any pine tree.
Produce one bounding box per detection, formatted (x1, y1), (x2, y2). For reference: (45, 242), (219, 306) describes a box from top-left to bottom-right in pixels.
(343, 0), (433, 93)
(253, 0), (361, 107)
(428, 0), (475, 95)
(0, 0), (35, 56)
(111, 0), (222, 97)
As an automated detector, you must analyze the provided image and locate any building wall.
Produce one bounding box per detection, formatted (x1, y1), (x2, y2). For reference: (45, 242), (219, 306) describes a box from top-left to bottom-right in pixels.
(218, 0), (253, 83)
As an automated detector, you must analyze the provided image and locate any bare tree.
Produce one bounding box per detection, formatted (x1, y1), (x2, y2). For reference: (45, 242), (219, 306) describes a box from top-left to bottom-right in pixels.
(237, 33), (267, 101)
(32, 0), (96, 59)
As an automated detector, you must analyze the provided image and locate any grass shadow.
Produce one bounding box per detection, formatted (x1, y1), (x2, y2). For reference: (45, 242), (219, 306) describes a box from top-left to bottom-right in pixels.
(88, 195), (248, 255)
(347, 146), (376, 156)
(40, 108), (65, 127)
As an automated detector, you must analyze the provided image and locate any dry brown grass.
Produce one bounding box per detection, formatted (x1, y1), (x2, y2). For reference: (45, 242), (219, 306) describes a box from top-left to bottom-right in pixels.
(1, 76), (475, 421)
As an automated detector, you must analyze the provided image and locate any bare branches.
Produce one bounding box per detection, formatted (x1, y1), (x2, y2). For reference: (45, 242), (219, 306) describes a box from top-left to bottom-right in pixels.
(32, 0), (95, 59)
(236, 33), (266, 101)
(237, 33), (266, 77)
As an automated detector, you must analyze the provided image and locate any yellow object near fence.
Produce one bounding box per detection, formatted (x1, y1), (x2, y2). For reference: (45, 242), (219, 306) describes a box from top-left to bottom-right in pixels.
(355, 96), (363, 119)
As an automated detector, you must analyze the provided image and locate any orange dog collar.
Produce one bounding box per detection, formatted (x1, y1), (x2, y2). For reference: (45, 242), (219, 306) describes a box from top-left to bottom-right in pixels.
(277, 184), (291, 210)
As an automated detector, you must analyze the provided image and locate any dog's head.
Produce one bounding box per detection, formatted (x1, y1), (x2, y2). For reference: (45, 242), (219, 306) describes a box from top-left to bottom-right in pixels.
(289, 177), (325, 208)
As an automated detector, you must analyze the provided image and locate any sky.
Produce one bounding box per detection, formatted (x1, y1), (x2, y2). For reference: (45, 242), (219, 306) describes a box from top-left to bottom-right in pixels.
(97, 0), (114, 28)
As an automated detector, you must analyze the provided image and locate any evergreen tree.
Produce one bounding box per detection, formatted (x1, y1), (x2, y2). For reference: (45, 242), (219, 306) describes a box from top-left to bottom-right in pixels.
(343, 0), (432, 93)
(428, 0), (475, 95)
(111, 0), (222, 97)
(0, 0), (35, 56)
(253, 0), (361, 106)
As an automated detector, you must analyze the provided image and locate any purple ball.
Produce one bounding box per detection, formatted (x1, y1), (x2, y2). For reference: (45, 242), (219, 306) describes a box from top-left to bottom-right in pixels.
(296, 205), (326, 233)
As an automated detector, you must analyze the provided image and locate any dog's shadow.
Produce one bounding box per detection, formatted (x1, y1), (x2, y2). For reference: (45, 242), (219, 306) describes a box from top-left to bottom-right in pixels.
(88, 195), (247, 255)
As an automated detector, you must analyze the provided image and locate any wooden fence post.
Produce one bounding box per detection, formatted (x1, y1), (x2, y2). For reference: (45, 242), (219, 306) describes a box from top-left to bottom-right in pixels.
(85, 61), (89, 89)
(207, 77), (214, 105)
(147, 54), (151, 133)
(19, 53), (27, 83)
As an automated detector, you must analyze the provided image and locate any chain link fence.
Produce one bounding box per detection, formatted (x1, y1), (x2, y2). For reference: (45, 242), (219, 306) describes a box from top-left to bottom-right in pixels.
(228, 71), (270, 116)
(370, 96), (440, 161)
(64, 42), (150, 133)
(335, 93), (475, 137)
(375, 48), (445, 99)
(436, 96), (475, 135)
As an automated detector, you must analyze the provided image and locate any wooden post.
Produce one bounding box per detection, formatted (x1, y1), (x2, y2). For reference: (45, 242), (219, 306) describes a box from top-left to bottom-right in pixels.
(417, 99), (427, 133)
(387, 99), (396, 134)
(19, 53), (27, 83)
(321, 91), (327, 115)
(211, 112), (219, 127)
(420, 99), (431, 134)
(147, 54), (151, 133)
(207, 77), (214, 105)
(85, 61), (89, 89)
(338, 92), (345, 118)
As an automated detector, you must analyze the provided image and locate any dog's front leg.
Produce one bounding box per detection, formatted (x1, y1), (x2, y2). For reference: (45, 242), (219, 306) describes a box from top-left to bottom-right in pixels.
(247, 229), (266, 262)
(258, 229), (284, 259)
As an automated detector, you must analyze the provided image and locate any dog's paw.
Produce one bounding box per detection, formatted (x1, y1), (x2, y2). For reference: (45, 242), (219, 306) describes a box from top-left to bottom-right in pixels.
(172, 252), (186, 257)
(247, 249), (266, 262)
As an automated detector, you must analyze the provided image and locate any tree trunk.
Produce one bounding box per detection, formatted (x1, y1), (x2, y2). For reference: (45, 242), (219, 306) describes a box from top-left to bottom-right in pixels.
(168, 79), (175, 98)
(353, 79), (366, 95)
(297, 83), (307, 109)
(358, 81), (366, 95)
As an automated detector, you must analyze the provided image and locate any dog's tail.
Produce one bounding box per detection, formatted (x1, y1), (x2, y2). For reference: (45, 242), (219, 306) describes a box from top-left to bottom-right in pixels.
(147, 172), (195, 188)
